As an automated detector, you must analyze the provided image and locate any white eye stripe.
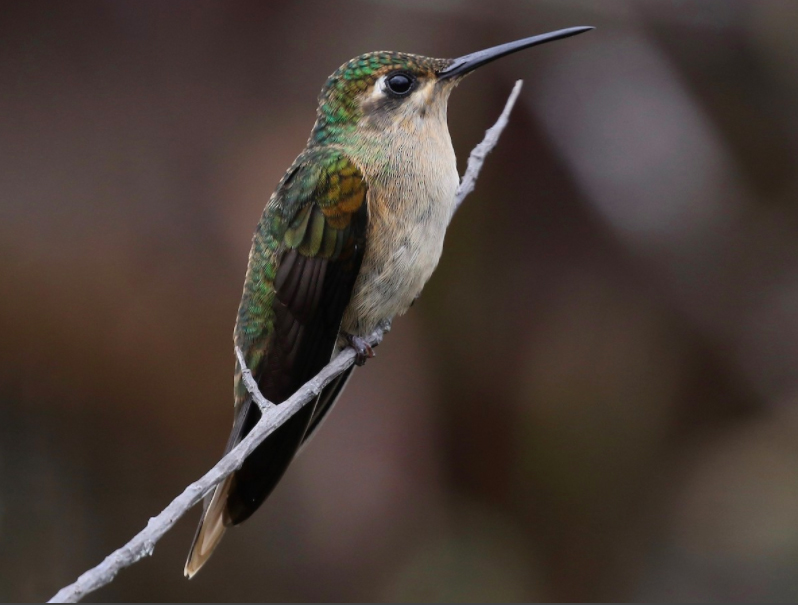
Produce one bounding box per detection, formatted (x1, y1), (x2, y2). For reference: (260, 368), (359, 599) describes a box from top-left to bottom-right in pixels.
(371, 75), (387, 99)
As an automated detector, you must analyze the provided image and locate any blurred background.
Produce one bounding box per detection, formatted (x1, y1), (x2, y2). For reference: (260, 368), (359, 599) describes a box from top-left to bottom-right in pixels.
(2, 0), (798, 601)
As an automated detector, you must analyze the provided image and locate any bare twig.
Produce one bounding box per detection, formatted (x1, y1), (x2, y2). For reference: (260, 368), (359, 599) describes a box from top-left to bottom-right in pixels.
(235, 346), (275, 412)
(47, 80), (524, 604)
(48, 329), (384, 604)
(454, 79), (523, 212)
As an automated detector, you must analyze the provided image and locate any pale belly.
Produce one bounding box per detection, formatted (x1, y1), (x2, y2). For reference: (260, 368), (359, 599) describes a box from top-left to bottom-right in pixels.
(341, 168), (459, 336)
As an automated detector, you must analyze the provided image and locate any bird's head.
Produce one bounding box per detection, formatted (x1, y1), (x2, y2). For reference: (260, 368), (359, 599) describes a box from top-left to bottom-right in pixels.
(309, 26), (593, 145)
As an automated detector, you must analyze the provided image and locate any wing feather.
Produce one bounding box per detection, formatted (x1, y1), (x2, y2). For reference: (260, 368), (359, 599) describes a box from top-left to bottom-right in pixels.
(185, 148), (368, 577)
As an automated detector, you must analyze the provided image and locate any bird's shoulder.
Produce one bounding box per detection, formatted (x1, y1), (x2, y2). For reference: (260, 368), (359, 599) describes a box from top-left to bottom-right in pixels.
(267, 146), (368, 236)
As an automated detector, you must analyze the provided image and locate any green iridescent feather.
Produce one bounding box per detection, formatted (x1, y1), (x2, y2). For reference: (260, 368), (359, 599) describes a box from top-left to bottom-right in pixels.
(233, 147), (368, 404)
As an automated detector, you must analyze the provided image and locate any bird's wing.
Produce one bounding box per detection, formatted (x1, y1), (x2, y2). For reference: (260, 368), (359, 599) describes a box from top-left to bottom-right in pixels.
(185, 148), (368, 577)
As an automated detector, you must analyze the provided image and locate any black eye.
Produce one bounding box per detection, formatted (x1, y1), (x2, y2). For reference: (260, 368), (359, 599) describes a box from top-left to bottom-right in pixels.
(385, 72), (414, 96)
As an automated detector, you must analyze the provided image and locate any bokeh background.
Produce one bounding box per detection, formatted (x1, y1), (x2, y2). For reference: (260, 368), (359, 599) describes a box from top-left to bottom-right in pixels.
(2, 0), (798, 601)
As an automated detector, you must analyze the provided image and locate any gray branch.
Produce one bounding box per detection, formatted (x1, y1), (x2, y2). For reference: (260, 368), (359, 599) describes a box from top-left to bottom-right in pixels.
(47, 79), (523, 604)
(454, 79), (523, 212)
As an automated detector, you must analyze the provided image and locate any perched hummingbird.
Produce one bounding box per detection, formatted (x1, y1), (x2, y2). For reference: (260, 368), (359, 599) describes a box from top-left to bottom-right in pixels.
(185, 26), (592, 577)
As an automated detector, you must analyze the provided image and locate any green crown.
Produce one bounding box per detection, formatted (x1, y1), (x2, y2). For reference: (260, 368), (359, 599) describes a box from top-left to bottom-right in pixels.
(310, 51), (450, 145)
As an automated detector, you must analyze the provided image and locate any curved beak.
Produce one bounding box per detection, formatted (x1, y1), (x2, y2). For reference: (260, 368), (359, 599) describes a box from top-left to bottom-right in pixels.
(437, 26), (594, 80)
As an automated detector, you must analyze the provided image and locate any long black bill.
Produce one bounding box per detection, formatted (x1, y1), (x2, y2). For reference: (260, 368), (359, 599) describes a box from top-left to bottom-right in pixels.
(438, 26), (594, 80)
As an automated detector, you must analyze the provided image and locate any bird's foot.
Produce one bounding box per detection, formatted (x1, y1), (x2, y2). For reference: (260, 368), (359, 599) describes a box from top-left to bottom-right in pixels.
(344, 333), (375, 366)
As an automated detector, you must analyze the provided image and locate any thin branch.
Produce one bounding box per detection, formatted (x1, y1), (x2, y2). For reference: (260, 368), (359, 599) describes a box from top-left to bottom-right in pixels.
(235, 346), (275, 412)
(454, 79), (523, 212)
(47, 79), (524, 604)
(48, 329), (384, 604)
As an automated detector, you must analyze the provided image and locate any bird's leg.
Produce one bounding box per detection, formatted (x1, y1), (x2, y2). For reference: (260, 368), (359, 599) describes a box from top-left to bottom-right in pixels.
(343, 333), (375, 366)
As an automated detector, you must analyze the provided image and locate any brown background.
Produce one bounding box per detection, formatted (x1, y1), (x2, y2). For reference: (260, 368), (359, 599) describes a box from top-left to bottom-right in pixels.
(2, 0), (798, 601)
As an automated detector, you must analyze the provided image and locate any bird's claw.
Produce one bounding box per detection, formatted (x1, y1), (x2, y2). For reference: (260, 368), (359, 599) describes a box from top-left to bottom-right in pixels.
(345, 333), (375, 366)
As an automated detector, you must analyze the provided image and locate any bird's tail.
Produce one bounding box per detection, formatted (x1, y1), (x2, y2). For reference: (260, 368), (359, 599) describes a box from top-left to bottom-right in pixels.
(184, 476), (233, 578)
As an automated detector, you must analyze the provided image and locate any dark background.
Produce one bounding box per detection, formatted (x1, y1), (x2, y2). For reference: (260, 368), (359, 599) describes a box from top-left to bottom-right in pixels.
(2, 0), (798, 601)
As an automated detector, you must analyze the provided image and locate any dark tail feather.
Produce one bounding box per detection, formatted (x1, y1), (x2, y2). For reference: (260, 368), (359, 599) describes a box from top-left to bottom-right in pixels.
(184, 394), (318, 577)
(225, 402), (316, 524)
(185, 363), (354, 577)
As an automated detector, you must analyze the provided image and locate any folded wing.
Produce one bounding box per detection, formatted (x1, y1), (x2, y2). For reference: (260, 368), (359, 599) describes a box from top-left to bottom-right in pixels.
(185, 148), (369, 577)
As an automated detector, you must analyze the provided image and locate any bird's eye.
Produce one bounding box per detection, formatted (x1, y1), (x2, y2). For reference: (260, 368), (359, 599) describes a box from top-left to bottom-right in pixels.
(385, 72), (415, 96)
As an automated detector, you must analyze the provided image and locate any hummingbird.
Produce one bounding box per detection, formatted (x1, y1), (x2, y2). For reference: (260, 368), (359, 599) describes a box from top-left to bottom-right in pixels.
(185, 26), (593, 577)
